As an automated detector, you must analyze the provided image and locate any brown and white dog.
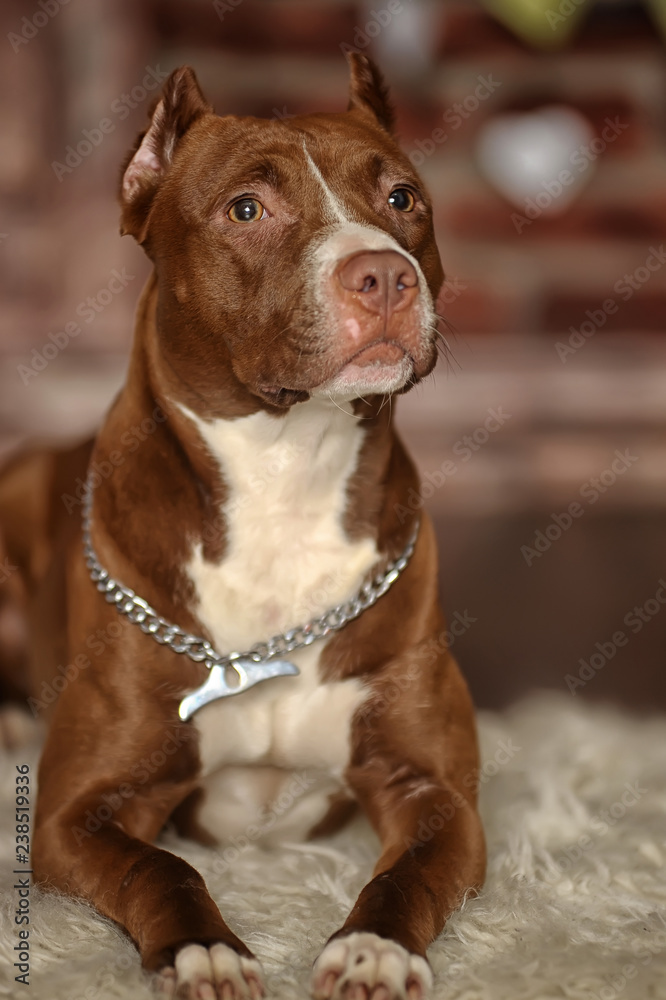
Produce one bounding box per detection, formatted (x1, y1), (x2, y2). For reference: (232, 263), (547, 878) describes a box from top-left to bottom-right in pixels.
(0, 56), (485, 1000)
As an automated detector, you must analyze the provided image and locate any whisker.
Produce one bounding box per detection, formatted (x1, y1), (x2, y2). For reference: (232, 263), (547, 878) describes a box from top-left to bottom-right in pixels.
(325, 390), (356, 418)
(377, 392), (393, 417)
(432, 315), (462, 373)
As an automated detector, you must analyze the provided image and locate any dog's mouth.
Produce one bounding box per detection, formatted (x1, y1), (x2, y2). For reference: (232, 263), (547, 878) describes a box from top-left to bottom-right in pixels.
(311, 339), (416, 401)
(257, 340), (413, 405)
(255, 384), (312, 407)
(347, 340), (407, 367)
(255, 338), (423, 407)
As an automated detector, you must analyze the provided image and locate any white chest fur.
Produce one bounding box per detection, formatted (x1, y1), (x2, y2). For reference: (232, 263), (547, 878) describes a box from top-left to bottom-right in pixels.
(177, 399), (377, 840)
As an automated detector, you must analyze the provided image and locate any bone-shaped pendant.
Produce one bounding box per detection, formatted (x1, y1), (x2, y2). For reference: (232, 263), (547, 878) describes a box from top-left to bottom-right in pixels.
(178, 658), (300, 721)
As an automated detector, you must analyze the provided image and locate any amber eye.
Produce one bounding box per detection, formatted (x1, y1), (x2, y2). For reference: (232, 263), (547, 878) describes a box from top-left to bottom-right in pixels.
(227, 198), (265, 223)
(388, 188), (415, 213)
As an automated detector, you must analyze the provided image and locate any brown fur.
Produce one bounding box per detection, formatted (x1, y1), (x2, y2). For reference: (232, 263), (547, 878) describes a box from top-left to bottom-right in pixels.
(0, 55), (485, 989)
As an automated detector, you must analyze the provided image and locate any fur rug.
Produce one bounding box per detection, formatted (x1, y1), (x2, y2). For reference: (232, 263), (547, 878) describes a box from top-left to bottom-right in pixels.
(1, 692), (665, 1000)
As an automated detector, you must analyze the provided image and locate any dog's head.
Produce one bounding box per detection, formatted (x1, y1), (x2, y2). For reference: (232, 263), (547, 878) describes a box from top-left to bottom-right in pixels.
(120, 56), (444, 413)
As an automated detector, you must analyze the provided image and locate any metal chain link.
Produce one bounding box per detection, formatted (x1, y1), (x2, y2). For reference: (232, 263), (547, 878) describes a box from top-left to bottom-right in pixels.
(82, 474), (419, 674)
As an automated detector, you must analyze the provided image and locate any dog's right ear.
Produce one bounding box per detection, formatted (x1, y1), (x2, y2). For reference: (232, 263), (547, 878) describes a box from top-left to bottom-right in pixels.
(119, 66), (211, 243)
(346, 52), (396, 134)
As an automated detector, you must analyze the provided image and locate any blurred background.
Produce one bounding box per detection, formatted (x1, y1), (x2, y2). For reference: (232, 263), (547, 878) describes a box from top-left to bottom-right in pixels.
(1, 0), (666, 711)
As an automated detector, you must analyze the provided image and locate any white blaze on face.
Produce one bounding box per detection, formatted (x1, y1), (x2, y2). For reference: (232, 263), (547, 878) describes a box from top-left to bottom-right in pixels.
(301, 143), (436, 401)
(303, 147), (351, 225)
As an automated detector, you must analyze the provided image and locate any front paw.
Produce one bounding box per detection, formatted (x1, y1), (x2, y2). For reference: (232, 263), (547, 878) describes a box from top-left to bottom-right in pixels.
(157, 943), (264, 1000)
(311, 932), (432, 1000)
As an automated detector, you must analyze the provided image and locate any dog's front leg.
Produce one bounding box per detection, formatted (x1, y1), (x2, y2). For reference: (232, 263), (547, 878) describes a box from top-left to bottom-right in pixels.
(312, 652), (486, 1000)
(33, 729), (264, 999)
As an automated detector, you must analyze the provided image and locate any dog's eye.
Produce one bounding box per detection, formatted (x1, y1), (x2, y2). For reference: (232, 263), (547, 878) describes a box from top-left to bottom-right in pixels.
(388, 188), (415, 213)
(227, 198), (265, 223)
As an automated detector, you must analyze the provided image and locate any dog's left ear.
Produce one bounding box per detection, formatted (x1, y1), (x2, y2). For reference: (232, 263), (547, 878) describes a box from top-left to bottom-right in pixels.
(346, 53), (396, 134)
(119, 66), (212, 243)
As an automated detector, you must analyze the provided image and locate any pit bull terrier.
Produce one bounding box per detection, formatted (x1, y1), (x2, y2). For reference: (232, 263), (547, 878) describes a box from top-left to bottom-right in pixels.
(0, 55), (485, 1000)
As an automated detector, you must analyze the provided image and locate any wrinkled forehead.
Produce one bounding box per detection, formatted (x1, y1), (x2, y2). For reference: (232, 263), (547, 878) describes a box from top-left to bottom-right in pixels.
(176, 112), (421, 214)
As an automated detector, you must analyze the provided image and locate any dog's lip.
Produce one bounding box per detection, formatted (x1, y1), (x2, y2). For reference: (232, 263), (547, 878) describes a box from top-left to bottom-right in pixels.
(346, 340), (407, 367)
(324, 339), (413, 382)
(255, 384), (310, 405)
(256, 341), (415, 401)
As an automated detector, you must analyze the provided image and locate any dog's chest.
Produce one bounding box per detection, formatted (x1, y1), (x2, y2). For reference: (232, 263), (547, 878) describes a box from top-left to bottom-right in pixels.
(179, 400), (377, 780)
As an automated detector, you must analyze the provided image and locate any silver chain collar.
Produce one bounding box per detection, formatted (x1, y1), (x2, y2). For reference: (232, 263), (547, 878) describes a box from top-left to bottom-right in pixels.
(82, 474), (419, 720)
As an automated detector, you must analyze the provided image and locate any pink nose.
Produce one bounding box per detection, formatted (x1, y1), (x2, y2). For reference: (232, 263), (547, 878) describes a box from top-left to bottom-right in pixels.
(336, 251), (418, 317)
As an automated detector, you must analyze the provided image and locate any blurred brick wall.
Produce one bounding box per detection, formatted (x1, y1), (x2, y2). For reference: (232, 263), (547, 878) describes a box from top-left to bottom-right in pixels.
(2, 0), (666, 710)
(2, 0), (665, 371)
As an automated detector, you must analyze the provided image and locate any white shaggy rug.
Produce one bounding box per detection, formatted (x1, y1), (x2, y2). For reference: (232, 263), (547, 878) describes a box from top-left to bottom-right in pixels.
(1, 692), (666, 1000)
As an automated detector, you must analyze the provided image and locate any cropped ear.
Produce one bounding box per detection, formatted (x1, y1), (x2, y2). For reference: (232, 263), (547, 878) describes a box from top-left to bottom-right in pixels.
(119, 66), (212, 242)
(346, 52), (396, 134)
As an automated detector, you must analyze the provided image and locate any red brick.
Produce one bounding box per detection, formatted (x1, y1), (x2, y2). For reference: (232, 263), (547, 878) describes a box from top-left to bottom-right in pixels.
(152, 0), (358, 56)
(437, 3), (530, 57)
(438, 195), (666, 244)
(436, 283), (525, 337)
(400, 92), (646, 163)
(545, 291), (666, 335)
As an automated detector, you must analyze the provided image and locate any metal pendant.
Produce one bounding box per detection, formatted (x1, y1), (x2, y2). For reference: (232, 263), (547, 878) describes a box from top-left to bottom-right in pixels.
(178, 657), (300, 721)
